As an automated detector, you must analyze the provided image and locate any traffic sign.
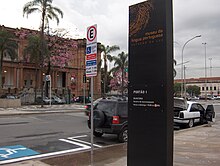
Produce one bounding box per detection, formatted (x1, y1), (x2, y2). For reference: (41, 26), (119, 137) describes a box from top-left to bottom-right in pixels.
(86, 60), (97, 66)
(86, 25), (97, 77)
(87, 25), (97, 45)
(86, 54), (97, 60)
(86, 43), (97, 54)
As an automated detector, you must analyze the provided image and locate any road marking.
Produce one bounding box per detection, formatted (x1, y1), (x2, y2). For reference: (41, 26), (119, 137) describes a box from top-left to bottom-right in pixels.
(0, 135), (102, 165)
(0, 145), (39, 161)
(68, 136), (102, 148)
(59, 139), (90, 149)
(0, 147), (26, 159)
(0, 139), (90, 165)
(68, 135), (87, 139)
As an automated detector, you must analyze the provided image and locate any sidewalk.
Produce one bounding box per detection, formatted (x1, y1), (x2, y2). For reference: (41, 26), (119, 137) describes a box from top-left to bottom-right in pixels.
(0, 104), (85, 116)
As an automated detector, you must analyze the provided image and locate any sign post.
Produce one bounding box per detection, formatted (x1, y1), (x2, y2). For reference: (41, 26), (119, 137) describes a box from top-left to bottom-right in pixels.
(86, 24), (97, 155)
(45, 75), (51, 106)
(128, 1), (173, 165)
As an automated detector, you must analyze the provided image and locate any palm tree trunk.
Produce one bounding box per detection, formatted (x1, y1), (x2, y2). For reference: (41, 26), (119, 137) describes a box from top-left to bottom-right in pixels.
(34, 67), (38, 103)
(104, 56), (107, 96)
(40, 6), (46, 107)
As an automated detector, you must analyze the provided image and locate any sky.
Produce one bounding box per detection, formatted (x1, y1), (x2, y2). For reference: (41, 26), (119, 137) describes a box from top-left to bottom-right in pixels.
(0, 0), (220, 79)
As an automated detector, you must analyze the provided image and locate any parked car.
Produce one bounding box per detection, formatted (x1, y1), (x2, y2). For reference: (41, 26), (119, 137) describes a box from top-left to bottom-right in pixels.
(174, 98), (215, 128)
(84, 98), (103, 116)
(0, 94), (17, 99)
(51, 96), (66, 104)
(84, 97), (118, 116)
(87, 97), (128, 143)
(35, 96), (51, 104)
(73, 96), (91, 103)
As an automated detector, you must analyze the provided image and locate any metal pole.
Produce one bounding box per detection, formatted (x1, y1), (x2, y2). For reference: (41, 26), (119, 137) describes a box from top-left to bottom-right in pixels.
(202, 43), (207, 101)
(50, 79), (51, 106)
(209, 58), (212, 77)
(83, 83), (86, 105)
(90, 77), (94, 155)
(181, 35), (201, 98)
(209, 58), (212, 95)
(83, 74), (86, 106)
(184, 65), (186, 98)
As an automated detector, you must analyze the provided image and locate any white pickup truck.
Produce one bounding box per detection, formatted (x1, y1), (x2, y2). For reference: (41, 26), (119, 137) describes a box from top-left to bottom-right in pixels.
(174, 98), (215, 128)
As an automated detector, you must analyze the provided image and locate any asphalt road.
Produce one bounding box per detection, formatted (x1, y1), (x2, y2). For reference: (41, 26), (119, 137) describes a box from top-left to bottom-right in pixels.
(0, 112), (120, 163)
(0, 104), (219, 165)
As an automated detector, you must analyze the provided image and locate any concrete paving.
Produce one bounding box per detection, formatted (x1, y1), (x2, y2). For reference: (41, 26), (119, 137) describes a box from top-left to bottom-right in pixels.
(0, 104), (220, 166)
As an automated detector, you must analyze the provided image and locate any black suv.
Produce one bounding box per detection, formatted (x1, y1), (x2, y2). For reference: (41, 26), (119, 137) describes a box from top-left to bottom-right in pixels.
(87, 97), (128, 143)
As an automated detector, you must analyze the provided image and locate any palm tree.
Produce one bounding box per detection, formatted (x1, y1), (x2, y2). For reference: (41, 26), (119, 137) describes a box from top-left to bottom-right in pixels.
(100, 44), (120, 95)
(23, 0), (63, 35)
(100, 68), (113, 94)
(23, 0), (63, 105)
(0, 29), (18, 88)
(110, 52), (128, 96)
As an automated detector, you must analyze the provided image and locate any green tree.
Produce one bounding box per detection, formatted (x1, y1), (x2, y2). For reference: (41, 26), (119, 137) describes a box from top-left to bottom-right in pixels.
(186, 85), (200, 97)
(100, 44), (120, 95)
(24, 35), (48, 65)
(110, 52), (128, 96)
(23, 34), (48, 101)
(23, 0), (64, 71)
(0, 29), (18, 88)
(174, 83), (181, 97)
(101, 68), (112, 94)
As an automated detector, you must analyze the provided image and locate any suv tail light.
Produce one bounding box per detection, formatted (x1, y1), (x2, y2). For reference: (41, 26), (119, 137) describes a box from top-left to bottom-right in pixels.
(85, 105), (88, 109)
(112, 116), (120, 124)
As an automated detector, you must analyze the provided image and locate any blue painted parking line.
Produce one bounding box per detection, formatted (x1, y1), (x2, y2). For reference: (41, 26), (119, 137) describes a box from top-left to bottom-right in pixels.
(0, 145), (39, 161)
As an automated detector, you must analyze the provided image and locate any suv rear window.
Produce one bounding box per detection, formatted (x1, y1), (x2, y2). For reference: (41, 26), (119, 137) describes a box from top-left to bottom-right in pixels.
(95, 101), (116, 114)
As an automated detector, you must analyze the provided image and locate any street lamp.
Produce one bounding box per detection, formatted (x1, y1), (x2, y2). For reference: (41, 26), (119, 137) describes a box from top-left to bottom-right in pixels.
(209, 58), (212, 77)
(181, 35), (201, 98)
(202, 42), (207, 101)
(209, 58), (212, 95)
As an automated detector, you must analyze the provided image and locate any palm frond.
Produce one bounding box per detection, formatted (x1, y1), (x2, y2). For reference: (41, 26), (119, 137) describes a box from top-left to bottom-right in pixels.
(23, 0), (63, 26)
(52, 7), (64, 18)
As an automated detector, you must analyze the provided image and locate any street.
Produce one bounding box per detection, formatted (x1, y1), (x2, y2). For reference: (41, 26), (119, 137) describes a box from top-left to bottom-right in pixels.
(0, 111), (120, 164)
(0, 104), (219, 165)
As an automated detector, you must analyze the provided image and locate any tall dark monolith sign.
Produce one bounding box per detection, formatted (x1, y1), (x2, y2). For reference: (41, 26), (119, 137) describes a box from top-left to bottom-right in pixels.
(128, 0), (173, 166)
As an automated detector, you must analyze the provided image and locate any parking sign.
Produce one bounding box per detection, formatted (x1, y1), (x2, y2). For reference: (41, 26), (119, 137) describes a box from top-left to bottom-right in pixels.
(86, 25), (97, 77)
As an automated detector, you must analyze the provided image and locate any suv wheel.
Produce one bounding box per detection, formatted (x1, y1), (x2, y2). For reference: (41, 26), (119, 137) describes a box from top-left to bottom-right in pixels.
(118, 127), (128, 143)
(93, 110), (105, 128)
(94, 131), (103, 137)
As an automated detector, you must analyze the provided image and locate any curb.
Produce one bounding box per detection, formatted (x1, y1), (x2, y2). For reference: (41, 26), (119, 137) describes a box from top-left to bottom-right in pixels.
(174, 123), (210, 134)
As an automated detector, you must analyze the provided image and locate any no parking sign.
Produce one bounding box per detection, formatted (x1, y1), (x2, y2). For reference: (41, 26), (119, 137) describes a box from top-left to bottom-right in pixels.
(87, 25), (97, 45)
(86, 25), (97, 77)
